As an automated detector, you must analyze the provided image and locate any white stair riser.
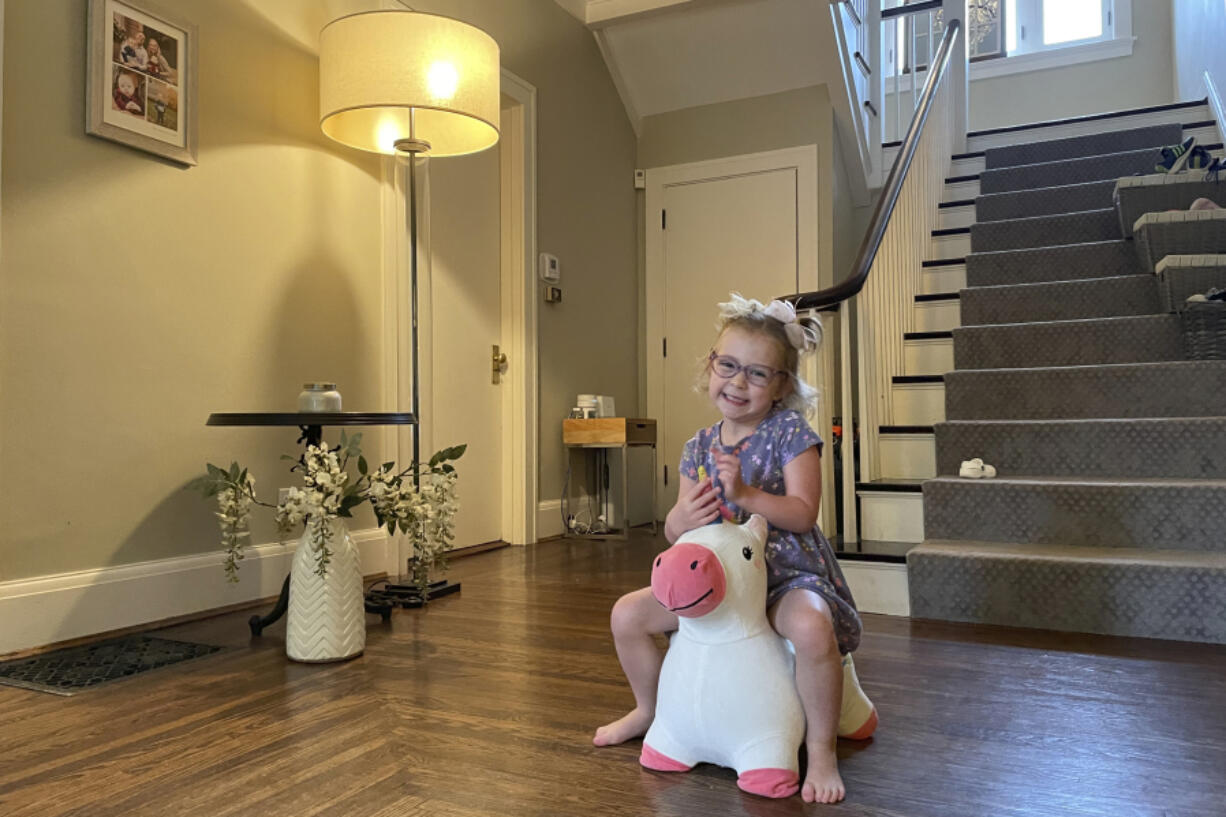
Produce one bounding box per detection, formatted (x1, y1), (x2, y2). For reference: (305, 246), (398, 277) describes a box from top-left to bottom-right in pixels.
(904, 337), (954, 376)
(942, 179), (980, 202)
(892, 382), (946, 425)
(879, 434), (937, 480)
(914, 300), (961, 332)
(836, 561), (910, 617)
(921, 264), (967, 294)
(950, 155), (986, 177)
(931, 232), (971, 257)
(965, 105), (1214, 153)
(858, 491), (925, 543)
(938, 206), (975, 230)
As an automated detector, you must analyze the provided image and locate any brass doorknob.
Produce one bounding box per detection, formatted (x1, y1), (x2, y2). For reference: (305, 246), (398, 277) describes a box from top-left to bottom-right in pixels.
(492, 345), (508, 384)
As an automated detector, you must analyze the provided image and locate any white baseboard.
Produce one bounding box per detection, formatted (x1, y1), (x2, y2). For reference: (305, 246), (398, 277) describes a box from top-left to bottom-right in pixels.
(537, 499), (566, 539)
(0, 528), (389, 656)
(838, 559), (910, 617)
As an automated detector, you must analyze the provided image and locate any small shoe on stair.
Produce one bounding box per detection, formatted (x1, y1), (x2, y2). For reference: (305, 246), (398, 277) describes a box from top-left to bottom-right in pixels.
(1187, 287), (1226, 304)
(1190, 197), (1222, 211)
(959, 458), (997, 479)
(1156, 136), (1197, 174)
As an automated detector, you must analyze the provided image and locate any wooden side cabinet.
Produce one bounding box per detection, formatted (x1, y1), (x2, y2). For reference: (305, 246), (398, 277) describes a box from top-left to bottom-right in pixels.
(562, 418), (657, 539)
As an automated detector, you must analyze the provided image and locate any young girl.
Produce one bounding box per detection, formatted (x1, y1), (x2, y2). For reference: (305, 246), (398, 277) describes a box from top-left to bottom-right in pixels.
(593, 294), (874, 804)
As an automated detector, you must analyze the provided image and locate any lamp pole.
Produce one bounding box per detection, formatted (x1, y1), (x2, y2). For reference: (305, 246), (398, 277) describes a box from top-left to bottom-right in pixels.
(395, 134), (430, 490)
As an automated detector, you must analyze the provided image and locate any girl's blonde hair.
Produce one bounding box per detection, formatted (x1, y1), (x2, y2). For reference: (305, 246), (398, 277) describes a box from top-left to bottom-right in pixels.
(698, 293), (823, 417)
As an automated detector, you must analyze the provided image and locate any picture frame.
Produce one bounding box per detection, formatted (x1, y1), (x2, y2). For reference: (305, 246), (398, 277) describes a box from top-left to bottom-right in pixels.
(86, 0), (198, 166)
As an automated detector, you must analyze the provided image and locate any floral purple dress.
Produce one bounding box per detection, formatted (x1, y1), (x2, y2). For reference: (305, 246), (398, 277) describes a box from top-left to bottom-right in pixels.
(679, 407), (862, 654)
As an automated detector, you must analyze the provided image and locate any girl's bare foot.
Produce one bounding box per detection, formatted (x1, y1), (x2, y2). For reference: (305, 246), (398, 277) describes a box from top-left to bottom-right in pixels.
(592, 707), (654, 747)
(801, 745), (845, 804)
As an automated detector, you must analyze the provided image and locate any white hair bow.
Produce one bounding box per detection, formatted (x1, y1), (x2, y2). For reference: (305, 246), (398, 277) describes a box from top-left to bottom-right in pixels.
(763, 299), (808, 351)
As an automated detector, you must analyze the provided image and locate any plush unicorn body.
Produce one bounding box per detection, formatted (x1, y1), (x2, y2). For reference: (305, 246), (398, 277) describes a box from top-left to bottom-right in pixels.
(641, 515), (805, 799)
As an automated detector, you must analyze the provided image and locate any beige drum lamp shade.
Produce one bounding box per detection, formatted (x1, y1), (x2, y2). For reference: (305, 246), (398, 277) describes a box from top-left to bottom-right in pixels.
(319, 11), (500, 156)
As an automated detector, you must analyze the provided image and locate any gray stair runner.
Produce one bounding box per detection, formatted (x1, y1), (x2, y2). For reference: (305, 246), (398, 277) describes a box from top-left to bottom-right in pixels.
(984, 123), (1183, 169)
(922, 477), (1226, 551)
(936, 417), (1226, 480)
(934, 418), (1226, 479)
(966, 240), (1140, 287)
(909, 106), (1226, 643)
(944, 361), (1226, 420)
(970, 207), (1120, 253)
(959, 274), (1160, 325)
(908, 543), (1226, 644)
(980, 146), (1164, 195)
(976, 179), (1118, 223)
(952, 315), (1184, 369)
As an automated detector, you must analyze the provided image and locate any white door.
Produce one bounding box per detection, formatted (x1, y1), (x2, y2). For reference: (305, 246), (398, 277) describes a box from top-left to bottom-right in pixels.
(646, 148), (819, 516)
(424, 117), (504, 551)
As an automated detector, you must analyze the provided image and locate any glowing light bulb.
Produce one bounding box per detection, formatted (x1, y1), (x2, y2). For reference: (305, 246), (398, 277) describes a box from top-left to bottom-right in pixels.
(427, 61), (459, 100)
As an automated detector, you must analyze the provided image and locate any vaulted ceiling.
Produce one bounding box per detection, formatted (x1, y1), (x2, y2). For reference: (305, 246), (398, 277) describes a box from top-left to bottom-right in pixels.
(557, 0), (849, 132)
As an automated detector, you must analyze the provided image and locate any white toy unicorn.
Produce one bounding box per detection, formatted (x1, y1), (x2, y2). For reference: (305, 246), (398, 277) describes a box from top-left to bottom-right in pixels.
(641, 515), (876, 798)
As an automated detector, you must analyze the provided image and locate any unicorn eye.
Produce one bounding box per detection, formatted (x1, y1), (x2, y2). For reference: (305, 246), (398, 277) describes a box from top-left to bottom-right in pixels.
(742, 546), (753, 561)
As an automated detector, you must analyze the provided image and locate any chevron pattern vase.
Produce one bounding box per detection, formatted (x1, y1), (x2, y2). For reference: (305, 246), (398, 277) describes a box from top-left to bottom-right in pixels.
(286, 519), (366, 663)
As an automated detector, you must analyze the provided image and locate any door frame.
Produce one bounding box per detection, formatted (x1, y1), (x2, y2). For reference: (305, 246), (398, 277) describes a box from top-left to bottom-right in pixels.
(644, 146), (820, 520)
(379, 68), (539, 575)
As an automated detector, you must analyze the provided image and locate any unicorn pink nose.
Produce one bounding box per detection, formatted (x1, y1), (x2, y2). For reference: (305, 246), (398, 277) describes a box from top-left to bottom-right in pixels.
(651, 542), (726, 618)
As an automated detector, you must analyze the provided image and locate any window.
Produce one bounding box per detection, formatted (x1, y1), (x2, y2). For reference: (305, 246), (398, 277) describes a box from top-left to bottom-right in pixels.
(886, 0), (1123, 77)
(1007, 0), (1114, 56)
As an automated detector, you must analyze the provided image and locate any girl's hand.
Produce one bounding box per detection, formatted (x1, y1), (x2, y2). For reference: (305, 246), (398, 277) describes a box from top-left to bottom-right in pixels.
(675, 478), (721, 532)
(712, 452), (747, 503)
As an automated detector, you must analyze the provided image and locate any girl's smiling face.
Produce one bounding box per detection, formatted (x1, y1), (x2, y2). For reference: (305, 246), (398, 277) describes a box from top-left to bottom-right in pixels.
(707, 327), (791, 429)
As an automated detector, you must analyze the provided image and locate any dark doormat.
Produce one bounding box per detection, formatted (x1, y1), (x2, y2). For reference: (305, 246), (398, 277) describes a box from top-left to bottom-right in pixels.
(0, 635), (224, 696)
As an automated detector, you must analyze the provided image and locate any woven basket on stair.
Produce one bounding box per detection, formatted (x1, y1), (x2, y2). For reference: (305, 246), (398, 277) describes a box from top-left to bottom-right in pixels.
(1134, 210), (1226, 270)
(1155, 254), (1226, 311)
(1115, 173), (1226, 237)
(1181, 302), (1226, 359)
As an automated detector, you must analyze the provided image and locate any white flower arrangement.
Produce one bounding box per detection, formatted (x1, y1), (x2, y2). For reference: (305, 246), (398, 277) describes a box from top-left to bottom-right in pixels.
(192, 432), (464, 598)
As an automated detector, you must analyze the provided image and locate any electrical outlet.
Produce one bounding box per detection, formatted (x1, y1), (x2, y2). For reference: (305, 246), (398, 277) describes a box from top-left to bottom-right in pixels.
(278, 487), (292, 505)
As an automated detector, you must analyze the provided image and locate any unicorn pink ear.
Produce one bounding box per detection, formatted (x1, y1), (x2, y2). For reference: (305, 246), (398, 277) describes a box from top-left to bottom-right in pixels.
(744, 514), (768, 542)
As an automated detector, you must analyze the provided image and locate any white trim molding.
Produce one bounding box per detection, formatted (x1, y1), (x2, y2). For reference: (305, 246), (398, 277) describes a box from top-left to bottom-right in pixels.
(537, 499), (567, 540)
(0, 529), (389, 656)
(837, 559), (910, 617)
(1205, 70), (1226, 146)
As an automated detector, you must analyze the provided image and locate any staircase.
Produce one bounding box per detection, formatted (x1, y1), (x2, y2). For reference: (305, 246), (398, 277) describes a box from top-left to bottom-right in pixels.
(869, 100), (1226, 643)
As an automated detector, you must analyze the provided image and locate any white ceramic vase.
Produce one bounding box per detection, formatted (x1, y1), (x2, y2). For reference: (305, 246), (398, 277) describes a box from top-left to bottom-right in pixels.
(286, 518), (365, 663)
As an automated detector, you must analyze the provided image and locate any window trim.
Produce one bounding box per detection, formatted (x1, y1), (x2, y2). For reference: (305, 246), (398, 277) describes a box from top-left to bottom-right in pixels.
(882, 0), (1133, 90)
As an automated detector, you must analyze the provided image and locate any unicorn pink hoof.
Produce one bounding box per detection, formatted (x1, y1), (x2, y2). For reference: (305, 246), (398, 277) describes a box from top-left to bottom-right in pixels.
(640, 744), (692, 772)
(737, 768), (800, 798)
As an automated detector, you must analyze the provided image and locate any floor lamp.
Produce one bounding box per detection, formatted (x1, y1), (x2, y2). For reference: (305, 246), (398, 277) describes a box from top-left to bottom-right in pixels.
(319, 10), (501, 596)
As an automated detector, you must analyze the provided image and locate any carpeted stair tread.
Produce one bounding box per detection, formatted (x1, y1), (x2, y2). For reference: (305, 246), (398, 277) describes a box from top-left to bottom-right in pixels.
(952, 314), (1184, 369)
(966, 241), (1142, 287)
(959, 274), (1161, 325)
(907, 541), (1226, 643)
(976, 179), (1118, 223)
(984, 123), (1184, 170)
(934, 417), (1226, 479)
(922, 476), (1226, 551)
(944, 360), (1226, 420)
(980, 146), (1163, 195)
(970, 208), (1121, 253)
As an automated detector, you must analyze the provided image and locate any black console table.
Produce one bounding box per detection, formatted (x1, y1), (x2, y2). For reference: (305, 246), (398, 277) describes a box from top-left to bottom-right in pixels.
(206, 412), (460, 634)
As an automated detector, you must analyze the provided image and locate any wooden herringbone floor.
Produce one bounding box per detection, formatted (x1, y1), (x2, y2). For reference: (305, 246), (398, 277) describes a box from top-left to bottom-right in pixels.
(2, 531), (1225, 816)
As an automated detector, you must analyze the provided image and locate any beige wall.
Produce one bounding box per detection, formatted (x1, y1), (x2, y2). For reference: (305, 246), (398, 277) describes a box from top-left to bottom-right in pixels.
(0, 0), (636, 581)
(1172, 0), (1226, 130)
(969, 0), (1174, 130)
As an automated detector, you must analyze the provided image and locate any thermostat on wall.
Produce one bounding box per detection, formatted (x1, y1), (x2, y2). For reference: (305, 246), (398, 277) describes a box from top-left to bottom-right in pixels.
(539, 252), (560, 284)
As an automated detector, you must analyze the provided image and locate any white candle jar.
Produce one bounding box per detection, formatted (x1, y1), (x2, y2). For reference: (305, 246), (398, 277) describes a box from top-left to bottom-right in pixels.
(298, 382), (342, 412)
